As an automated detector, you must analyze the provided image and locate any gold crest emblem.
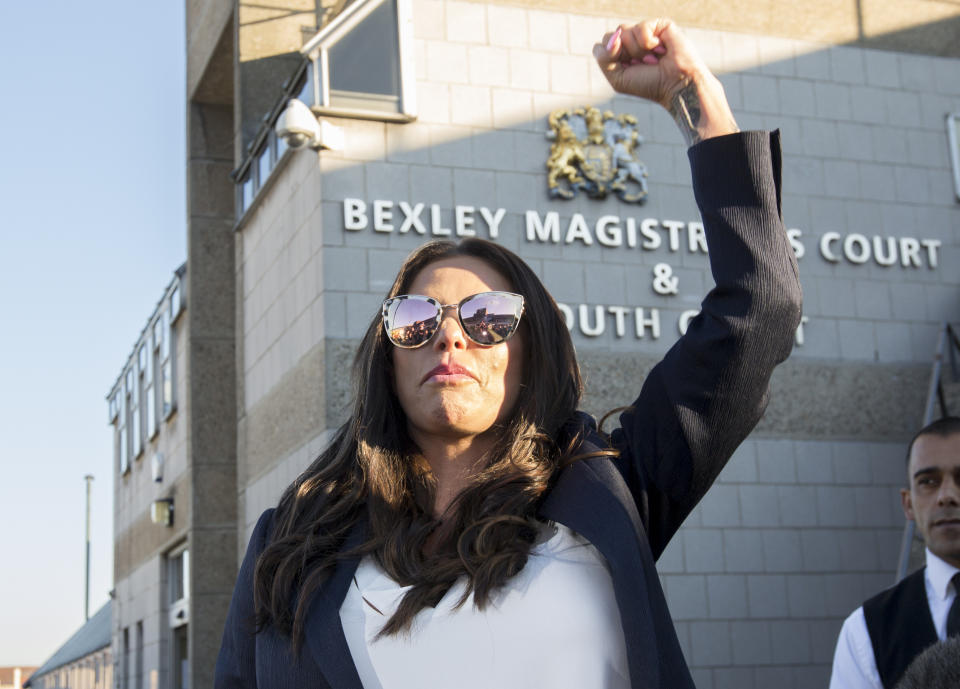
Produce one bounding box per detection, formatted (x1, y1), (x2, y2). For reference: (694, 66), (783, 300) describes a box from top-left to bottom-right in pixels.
(546, 106), (649, 204)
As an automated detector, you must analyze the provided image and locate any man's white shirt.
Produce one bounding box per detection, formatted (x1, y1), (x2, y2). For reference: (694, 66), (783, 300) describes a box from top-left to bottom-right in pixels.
(829, 549), (960, 689)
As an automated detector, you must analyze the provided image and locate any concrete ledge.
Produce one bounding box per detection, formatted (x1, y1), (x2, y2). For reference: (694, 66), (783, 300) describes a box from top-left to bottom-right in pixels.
(580, 353), (929, 441)
(322, 338), (932, 440)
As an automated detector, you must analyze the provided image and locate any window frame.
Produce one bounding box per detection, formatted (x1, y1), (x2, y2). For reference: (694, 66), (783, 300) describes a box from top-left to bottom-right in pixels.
(160, 303), (177, 420)
(948, 112), (960, 202)
(137, 343), (150, 453)
(300, 0), (416, 122)
(167, 543), (190, 629)
(135, 620), (144, 689)
(108, 391), (119, 423)
(120, 372), (131, 475)
(257, 132), (276, 191)
(122, 626), (130, 689)
(131, 360), (142, 459)
(170, 277), (185, 323)
(145, 331), (156, 441)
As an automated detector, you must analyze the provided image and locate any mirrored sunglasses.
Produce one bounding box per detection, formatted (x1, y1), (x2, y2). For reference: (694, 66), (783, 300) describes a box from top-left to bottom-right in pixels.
(382, 291), (525, 348)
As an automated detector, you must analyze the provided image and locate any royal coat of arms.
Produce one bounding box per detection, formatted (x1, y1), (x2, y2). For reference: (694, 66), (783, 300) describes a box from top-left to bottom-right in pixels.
(546, 106), (649, 204)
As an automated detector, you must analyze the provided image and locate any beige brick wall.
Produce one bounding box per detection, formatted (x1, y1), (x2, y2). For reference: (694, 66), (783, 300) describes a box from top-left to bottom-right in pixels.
(470, 0), (960, 58)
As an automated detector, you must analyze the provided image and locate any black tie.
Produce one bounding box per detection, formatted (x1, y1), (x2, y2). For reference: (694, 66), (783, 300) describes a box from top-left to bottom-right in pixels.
(948, 573), (960, 637)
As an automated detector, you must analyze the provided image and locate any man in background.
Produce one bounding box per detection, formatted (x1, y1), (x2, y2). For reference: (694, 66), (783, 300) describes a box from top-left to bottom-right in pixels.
(830, 416), (960, 689)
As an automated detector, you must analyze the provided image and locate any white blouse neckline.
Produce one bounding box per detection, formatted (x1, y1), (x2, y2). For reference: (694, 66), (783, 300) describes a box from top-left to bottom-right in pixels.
(339, 522), (631, 689)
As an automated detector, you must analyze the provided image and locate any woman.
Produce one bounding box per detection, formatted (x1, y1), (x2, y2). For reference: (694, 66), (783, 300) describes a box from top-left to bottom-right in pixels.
(215, 18), (802, 689)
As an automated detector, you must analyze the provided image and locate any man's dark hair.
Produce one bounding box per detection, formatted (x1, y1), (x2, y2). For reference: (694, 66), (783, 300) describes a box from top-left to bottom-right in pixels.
(906, 416), (960, 467)
(895, 638), (960, 689)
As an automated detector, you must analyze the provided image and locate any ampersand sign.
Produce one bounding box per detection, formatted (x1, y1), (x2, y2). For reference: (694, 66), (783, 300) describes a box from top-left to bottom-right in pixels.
(652, 263), (679, 295)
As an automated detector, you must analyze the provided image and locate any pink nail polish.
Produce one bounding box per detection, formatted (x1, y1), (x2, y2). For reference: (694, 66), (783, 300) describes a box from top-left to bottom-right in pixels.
(606, 27), (621, 53)
(653, 45), (666, 55)
(642, 54), (658, 65)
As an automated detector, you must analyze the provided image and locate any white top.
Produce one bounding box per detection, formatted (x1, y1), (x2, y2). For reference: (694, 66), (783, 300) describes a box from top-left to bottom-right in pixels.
(829, 549), (960, 689)
(339, 523), (630, 689)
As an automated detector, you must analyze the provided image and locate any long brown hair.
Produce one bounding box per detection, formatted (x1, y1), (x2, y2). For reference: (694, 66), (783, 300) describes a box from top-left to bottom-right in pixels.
(254, 238), (585, 646)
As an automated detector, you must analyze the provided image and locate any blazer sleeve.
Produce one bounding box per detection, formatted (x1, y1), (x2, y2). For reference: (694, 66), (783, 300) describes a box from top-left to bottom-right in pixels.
(609, 130), (802, 558)
(214, 508), (276, 689)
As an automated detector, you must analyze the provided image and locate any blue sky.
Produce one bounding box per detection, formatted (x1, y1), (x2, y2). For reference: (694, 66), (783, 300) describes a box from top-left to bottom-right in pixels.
(0, 2), (187, 664)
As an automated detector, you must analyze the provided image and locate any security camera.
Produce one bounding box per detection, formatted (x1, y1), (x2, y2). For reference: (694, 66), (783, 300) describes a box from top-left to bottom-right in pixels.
(275, 98), (344, 151)
(276, 99), (319, 148)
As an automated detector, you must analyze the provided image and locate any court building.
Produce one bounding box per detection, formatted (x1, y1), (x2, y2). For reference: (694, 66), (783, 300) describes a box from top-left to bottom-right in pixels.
(106, 1), (960, 687)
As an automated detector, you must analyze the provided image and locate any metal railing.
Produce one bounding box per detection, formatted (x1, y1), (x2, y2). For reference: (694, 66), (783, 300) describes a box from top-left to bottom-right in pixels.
(896, 321), (960, 581)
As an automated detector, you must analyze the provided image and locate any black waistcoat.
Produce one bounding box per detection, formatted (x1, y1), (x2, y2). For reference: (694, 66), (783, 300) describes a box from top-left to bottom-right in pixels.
(862, 568), (938, 689)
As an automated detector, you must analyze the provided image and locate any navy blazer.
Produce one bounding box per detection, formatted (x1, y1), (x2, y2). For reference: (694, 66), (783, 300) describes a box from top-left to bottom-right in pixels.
(215, 130), (803, 689)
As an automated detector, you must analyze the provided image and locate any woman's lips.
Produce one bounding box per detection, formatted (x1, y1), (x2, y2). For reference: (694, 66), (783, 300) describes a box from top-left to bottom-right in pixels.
(422, 363), (476, 384)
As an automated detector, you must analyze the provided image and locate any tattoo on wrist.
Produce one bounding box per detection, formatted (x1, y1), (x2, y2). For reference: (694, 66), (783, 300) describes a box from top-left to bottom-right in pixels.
(668, 79), (740, 146)
(669, 81), (704, 147)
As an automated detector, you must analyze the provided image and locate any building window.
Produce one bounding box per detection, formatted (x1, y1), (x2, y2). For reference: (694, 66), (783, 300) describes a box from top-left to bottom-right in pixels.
(168, 545), (190, 689)
(173, 625), (189, 689)
(275, 123), (288, 160)
(118, 416), (128, 476)
(301, 0), (416, 121)
(237, 130), (284, 217)
(170, 281), (184, 321)
(137, 343), (153, 449)
(131, 361), (142, 458)
(169, 547), (189, 608)
(948, 112), (960, 202)
(241, 175), (254, 215)
(109, 391), (119, 423)
(257, 136), (273, 188)
(122, 627), (130, 689)
(120, 372), (131, 474)
(159, 307), (176, 419)
(144, 337), (156, 441)
(135, 621), (143, 689)
(168, 545), (190, 627)
(152, 315), (164, 428)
